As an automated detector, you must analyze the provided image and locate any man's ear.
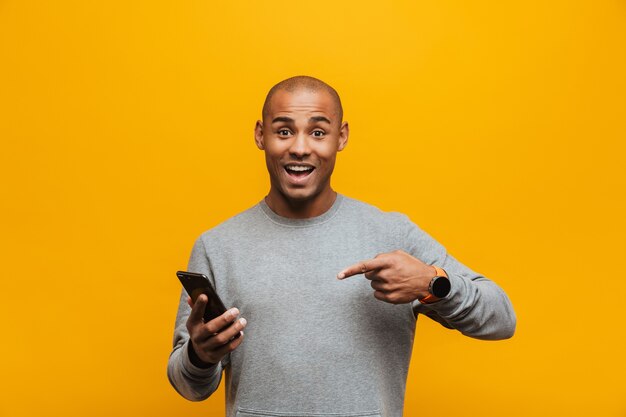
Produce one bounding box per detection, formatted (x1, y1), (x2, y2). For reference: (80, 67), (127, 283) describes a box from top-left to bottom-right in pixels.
(254, 120), (264, 150)
(338, 121), (349, 151)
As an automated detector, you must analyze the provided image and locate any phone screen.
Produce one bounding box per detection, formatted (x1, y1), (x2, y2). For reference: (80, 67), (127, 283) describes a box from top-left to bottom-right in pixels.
(176, 271), (228, 324)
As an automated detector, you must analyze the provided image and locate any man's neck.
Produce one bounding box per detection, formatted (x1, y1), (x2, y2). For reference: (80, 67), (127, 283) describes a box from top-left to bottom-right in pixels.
(264, 188), (337, 219)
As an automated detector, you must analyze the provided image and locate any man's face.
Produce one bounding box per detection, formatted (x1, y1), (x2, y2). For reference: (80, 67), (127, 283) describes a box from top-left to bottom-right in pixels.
(254, 88), (349, 203)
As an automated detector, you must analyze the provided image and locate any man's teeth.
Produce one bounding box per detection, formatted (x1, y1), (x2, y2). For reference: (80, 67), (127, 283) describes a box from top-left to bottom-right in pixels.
(286, 166), (314, 172)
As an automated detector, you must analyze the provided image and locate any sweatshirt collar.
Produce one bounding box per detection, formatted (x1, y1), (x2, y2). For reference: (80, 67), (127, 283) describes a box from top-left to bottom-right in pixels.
(258, 193), (344, 227)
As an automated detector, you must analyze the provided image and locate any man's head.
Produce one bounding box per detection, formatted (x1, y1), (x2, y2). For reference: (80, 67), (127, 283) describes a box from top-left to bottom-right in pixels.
(255, 76), (349, 208)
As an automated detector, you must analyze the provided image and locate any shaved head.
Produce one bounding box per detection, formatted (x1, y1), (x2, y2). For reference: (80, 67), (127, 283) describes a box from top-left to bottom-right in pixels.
(262, 76), (343, 123)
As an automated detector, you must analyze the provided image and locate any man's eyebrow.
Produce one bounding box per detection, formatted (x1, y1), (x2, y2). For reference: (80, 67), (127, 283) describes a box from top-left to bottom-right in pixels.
(271, 116), (294, 124)
(309, 116), (331, 124)
(271, 116), (332, 125)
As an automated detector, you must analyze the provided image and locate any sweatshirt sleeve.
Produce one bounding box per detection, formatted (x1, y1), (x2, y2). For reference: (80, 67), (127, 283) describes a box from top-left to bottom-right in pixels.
(167, 236), (225, 401)
(399, 215), (517, 340)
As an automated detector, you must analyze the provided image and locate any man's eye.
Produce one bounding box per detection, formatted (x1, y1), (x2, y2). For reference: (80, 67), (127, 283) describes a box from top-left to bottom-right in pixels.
(277, 129), (291, 136)
(312, 130), (325, 138)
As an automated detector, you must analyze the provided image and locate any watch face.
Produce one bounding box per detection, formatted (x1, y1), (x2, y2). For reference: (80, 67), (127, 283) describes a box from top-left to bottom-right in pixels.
(431, 276), (451, 298)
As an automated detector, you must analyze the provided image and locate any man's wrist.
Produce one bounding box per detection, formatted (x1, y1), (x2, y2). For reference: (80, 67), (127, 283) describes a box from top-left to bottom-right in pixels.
(187, 340), (217, 369)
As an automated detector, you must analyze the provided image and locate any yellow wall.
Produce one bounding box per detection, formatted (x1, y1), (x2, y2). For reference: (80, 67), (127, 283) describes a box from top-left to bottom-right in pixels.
(1, 1), (625, 416)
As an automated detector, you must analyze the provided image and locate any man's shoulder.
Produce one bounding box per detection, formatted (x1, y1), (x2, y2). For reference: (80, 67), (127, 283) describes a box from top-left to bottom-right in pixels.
(340, 195), (433, 252)
(196, 200), (263, 241)
(340, 194), (412, 225)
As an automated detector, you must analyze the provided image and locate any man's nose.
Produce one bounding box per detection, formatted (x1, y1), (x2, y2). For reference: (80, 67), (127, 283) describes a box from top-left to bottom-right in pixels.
(288, 133), (311, 157)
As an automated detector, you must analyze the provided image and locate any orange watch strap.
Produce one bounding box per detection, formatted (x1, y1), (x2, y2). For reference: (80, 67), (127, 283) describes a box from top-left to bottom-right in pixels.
(418, 293), (438, 304)
(433, 266), (448, 278)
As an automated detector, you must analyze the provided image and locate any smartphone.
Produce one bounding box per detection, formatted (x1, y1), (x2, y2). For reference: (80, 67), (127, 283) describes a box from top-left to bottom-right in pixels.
(176, 271), (239, 338)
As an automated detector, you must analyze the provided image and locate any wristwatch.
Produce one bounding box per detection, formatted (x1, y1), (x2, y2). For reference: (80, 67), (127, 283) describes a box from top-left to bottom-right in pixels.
(418, 266), (451, 304)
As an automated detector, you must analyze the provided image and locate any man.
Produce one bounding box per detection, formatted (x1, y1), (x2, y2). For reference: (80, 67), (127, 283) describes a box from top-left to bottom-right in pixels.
(167, 76), (516, 417)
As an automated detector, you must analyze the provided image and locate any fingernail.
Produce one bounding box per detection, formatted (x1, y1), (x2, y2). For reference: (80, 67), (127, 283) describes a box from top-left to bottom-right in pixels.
(239, 317), (247, 327)
(337, 272), (344, 279)
(228, 308), (239, 318)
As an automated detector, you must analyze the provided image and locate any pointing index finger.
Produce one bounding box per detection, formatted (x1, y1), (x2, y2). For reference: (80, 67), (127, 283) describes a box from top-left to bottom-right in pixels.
(337, 258), (387, 279)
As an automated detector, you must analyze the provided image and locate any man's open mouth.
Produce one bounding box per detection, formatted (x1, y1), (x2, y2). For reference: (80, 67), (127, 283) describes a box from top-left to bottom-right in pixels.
(284, 164), (315, 179)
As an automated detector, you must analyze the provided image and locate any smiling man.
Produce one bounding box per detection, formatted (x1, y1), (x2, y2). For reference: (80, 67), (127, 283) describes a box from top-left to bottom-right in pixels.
(256, 77), (348, 218)
(167, 76), (516, 417)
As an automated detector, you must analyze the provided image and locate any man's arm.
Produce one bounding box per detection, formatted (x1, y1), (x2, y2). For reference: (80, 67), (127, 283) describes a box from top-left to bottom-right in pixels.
(337, 214), (516, 340)
(404, 216), (517, 340)
(167, 237), (224, 401)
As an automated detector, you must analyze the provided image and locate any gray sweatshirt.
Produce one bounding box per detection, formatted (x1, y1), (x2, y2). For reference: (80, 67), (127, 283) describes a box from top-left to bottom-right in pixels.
(167, 193), (516, 417)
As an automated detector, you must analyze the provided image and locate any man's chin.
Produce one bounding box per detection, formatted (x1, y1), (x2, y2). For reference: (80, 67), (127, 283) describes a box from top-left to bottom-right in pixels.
(283, 190), (315, 204)
(278, 186), (319, 204)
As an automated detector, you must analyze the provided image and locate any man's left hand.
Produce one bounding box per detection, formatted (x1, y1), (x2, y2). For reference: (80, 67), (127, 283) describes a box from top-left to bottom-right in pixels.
(337, 250), (437, 304)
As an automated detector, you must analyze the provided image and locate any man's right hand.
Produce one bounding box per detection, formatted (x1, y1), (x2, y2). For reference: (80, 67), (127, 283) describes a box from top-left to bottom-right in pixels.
(185, 294), (246, 367)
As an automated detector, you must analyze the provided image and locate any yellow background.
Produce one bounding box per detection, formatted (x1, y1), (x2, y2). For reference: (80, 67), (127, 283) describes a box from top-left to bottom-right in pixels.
(1, 1), (625, 416)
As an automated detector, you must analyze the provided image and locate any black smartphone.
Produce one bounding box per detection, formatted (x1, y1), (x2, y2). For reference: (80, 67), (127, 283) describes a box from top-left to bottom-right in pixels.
(176, 271), (238, 333)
